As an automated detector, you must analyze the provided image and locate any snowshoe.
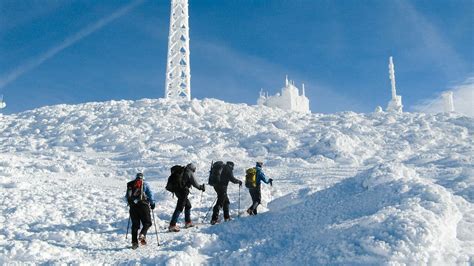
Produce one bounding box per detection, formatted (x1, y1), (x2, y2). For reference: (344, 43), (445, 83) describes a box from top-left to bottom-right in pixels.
(132, 242), (139, 250)
(184, 222), (194, 228)
(210, 220), (219, 225)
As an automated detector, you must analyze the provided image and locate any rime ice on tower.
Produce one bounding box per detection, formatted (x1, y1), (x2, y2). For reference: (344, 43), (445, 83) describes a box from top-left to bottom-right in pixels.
(0, 95), (5, 109)
(442, 91), (454, 112)
(386, 56), (403, 113)
(165, 0), (191, 100)
(258, 76), (310, 113)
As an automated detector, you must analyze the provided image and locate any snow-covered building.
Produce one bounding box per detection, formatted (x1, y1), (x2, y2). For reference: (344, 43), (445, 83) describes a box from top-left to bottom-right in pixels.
(258, 76), (310, 113)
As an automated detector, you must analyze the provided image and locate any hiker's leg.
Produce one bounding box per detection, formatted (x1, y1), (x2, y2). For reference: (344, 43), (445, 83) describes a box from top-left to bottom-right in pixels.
(130, 206), (140, 243)
(184, 197), (192, 223)
(250, 188), (259, 211)
(139, 203), (152, 236)
(223, 193), (230, 219)
(212, 186), (225, 221)
(170, 194), (186, 226)
(252, 187), (262, 215)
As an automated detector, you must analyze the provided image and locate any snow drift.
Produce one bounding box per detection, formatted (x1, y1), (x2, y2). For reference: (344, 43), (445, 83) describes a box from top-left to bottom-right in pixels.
(0, 98), (472, 264)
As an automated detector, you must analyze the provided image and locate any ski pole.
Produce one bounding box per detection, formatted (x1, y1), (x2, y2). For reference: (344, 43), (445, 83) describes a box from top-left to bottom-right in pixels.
(204, 197), (218, 221)
(200, 191), (204, 208)
(125, 215), (130, 240)
(151, 209), (160, 246)
(238, 185), (241, 218)
(199, 191), (204, 223)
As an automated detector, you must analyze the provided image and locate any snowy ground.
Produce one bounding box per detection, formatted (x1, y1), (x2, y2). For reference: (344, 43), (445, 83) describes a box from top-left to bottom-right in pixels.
(0, 98), (472, 264)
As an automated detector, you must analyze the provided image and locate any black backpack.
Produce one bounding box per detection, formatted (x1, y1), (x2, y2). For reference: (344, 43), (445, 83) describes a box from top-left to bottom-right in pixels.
(208, 161), (225, 186)
(126, 179), (147, 205)
(165, 165), (186, 193)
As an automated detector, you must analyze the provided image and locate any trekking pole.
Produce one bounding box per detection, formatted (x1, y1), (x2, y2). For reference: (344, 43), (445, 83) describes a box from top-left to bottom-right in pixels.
(204, 197), (218, 221)
(199, 191), (204, 223)
(238, 185), (241, 218)
(200, 191), (204, 208)
(151, 209), (160, 246)
(125, 215), (130, 240)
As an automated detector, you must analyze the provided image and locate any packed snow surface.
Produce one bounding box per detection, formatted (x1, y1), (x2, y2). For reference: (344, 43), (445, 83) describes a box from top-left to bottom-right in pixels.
(0, 98), (472, 264)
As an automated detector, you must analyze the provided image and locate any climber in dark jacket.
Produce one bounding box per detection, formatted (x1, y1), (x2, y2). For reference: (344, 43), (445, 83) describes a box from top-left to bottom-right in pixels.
(125, 173), (155, 249)
(169, 163), (205, 232)
(247, 161), (272, 215)
(211, 161), (242, 224)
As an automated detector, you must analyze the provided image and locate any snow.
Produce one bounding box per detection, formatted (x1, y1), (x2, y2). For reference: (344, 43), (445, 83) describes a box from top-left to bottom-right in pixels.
(414, 77), (474, 117)
(0, 98), (472, 264)
(258, 77), (310, 113)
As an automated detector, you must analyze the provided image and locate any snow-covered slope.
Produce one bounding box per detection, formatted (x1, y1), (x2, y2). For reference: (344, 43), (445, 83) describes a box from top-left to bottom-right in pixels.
(0, 98), (472, 264)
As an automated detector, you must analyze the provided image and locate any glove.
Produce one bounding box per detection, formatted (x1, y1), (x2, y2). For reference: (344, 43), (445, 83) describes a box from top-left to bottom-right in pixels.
(200, 184), (205, 192)
(150, 203), (155, 210)
(239, 180), (243, 187)
(269, 178), (273, 186)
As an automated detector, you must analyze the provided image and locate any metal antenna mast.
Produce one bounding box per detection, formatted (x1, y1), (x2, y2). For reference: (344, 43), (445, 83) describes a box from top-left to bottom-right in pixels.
(165, 0), (191, 100)
(386, 56), (403, 113)
(388, 56), (397, 100)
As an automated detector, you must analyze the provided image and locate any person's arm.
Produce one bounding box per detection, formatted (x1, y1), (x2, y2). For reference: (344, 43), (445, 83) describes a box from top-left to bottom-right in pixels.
(124, 190), (129, 204)
(144, 183), (155, 205)
(189, 172), (202, 189)
(125, 183), (131, 204)
(228, 171), (241, 184)
(258, 170), (270, 184)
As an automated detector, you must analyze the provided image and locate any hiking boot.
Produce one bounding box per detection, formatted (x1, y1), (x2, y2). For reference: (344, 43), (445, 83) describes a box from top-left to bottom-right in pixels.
(168, 225), (180, 232)
(246, 209), (253, 216)
(138, 234), (147, 245)
(185, 222), (194, 228)
(132, 242), (139, 250)
(210, 220), (218, 225)
(224, 218), (231, 222)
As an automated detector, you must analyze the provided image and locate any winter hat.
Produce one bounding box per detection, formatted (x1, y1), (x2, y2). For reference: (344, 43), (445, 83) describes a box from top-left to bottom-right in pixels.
(136, 172), (144, 179)
(186, 163), (196, 172)
(226, 161), (234, 169)
(256, 161), (263, 167)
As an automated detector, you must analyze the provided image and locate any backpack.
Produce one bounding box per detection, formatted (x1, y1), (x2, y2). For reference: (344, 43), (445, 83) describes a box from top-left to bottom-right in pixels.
(245, 167), (257, 188)
(208, 161), (225, 186)
(165, 165), (186, 193)
(126, 178), (147, 205)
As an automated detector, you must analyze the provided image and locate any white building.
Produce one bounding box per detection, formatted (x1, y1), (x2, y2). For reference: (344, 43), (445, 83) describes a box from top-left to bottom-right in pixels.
(258, 76), (310, 113)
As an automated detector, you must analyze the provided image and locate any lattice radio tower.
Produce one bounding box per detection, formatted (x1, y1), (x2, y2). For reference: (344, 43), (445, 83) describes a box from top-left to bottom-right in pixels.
(165, 0), (191, 100)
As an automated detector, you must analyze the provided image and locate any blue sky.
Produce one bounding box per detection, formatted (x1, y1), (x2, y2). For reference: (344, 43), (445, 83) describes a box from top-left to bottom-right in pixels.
(0, 0), (473, 114)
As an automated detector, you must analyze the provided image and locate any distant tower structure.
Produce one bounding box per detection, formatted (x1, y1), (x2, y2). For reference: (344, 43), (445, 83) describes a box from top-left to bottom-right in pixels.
(0, 95), (5, 109)
(258, 76), (310, 113)
(386, 56), (403, 113)
(165, 0), (191, 100)
(442, 91), (455, 112)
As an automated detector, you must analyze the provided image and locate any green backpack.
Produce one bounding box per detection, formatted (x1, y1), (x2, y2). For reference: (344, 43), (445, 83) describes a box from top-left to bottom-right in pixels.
(245, 167), (257, 188)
